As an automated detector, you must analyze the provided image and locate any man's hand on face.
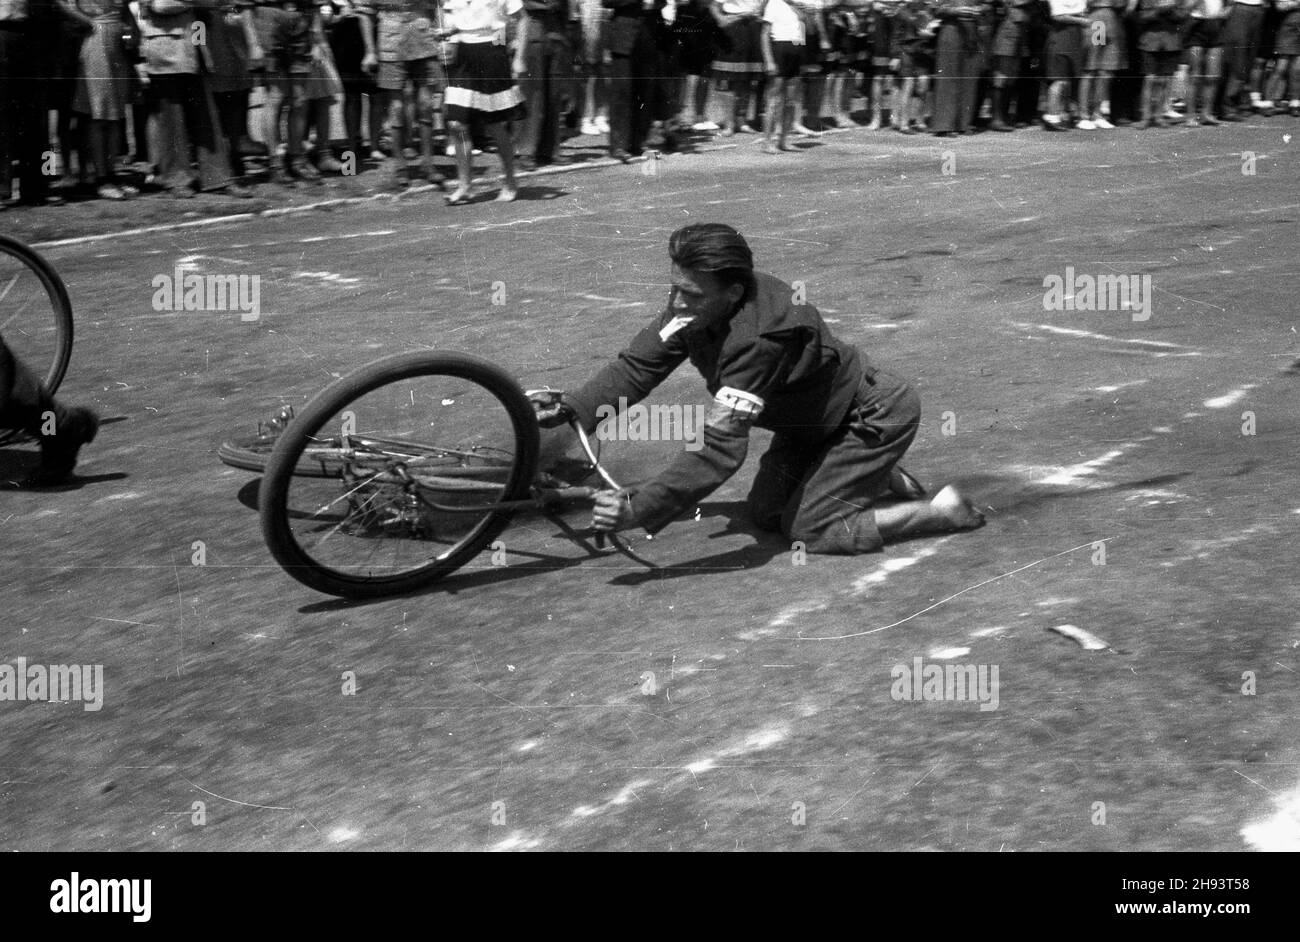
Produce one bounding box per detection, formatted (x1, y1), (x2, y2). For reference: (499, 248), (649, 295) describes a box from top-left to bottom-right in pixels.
(591, 489), (637, 532)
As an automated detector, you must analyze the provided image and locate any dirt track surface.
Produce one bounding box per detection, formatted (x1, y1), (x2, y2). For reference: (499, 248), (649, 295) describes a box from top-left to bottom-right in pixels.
(3, 121), (1299, 851)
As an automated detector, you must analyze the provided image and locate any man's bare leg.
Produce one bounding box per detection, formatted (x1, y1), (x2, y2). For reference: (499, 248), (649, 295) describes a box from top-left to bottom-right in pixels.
(874, 485), (984, 541)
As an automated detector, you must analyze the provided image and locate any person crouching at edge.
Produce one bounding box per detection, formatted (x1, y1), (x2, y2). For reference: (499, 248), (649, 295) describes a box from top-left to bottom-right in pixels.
(0, 336), (99, 487)
(532, 222), (985, 552)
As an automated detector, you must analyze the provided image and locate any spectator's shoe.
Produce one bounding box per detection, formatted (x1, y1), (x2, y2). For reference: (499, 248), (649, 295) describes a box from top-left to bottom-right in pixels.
(792, 122), (822, 137)
(736, 123), (758, 134)
(223, 182), (255, 199)
(291, 159), (322, 183)
(1040, 114), (1067, 131)
(609, 149), (633, 163)
(369, 148), (387, 161)
(420, 159), (445, 187)
(1218, 107), (1245, 121)
(28, 406), (99, 486)
(897, 125), (918, 135)
(166, 185), (196, 199)
(266, 166), (298, 188)
(594, 115), (610, 134)
(238, 137), (269, 157)
(1198, 113), (1220, 125)
(1092, 116), (1115, 129)
(581, 119), (602, 136)
(386, 158), (409, 189)
(1075, 118), (1097, 130)
(96, 183), (129, 200)
(988, 117), (1014, 132)
(691, 120), (720, 131)
(1290, 102), (1300, 117)
(316, 154), (346, 173)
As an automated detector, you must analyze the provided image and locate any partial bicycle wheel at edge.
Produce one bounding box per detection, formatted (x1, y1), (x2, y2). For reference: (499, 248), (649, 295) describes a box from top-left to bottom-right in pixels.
(0, 235), (74, 445)
(259, 351), (540, 598)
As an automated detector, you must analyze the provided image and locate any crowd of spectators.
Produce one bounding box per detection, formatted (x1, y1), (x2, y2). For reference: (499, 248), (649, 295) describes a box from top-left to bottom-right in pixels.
(1, 0), (1298, 208)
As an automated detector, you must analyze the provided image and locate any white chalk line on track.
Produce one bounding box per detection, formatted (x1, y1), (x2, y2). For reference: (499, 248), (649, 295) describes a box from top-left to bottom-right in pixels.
(489, 721), (792, 851)
(793, 539), (1113, 641)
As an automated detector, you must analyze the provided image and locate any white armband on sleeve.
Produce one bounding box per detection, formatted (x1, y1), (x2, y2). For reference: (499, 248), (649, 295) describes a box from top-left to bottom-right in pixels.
(706, 386), (765, 431)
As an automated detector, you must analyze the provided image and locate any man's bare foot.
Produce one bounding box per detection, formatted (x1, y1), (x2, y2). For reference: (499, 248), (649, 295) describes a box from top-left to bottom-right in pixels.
(930, 485), (985, 529)
(762, 141), (779, 154)
(495, 186), (518, 202)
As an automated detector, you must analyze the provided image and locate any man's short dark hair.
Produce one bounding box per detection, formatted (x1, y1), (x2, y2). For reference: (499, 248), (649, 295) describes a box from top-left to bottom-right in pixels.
(668, 223), (756, 306)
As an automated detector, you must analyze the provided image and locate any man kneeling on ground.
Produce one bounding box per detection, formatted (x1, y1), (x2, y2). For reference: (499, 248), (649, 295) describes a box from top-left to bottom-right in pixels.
(534, 222), (985, 551)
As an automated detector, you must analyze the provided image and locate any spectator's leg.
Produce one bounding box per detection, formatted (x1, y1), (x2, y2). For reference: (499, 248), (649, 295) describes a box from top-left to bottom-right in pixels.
(489, 118), (518, 201)
(186, 71), (236, 191)
(149, 75), (193, 192)
(445, 117), (473, 202)
(516, 22), (545, 163)
(607, 53), (633, 155)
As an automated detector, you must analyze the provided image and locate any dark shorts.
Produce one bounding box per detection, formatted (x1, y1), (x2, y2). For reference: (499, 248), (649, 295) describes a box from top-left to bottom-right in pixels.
(993, 53), (1024, 77)
(899, 50), (932, 79)
(1276, 12), (1300, 57)
(992, 20), (1030, 59)
(1045, 24), (1084, 82)
(1224, 4), (1266, 75)
(253, 7), (313, 75)
(377, 56), (446, 92)
(770, 40), (804, 79)
(1142, 48), (1180, 76)
(1184, 17), (1225, 49)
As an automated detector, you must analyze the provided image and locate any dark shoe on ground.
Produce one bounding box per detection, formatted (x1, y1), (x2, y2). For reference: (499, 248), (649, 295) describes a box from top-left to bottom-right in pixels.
(989, 118), (1014, 132)
(609, 149), (632, 162)
(266, 166), (298, 188)
(889, 466), (927, 500)
(291, 159), (322, 183)
(30, 406), (99, 486)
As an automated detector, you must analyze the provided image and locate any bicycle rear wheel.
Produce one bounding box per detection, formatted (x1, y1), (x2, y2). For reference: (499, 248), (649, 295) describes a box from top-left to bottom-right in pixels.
(259, 352), (539, 598)
(0, 235), (74, 445)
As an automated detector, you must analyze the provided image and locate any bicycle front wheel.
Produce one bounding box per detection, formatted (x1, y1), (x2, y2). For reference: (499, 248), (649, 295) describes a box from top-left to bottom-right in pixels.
(259, 352), (540, 598)
(0, 234), (74, 396)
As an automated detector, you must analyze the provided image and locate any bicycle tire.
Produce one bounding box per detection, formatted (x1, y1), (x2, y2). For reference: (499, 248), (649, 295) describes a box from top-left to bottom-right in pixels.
(259, 351), (540, 598)
(219, 433), (338, 477)
(0, 235), (74, 446)
(0, 235), (73, 394)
